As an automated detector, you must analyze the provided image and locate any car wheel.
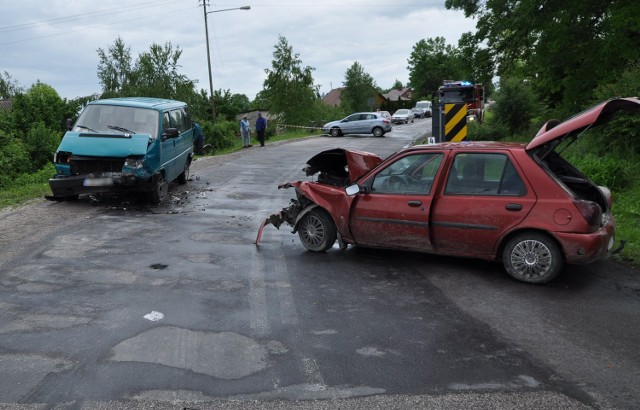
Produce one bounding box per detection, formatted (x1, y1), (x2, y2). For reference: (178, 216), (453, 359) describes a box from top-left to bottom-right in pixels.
(177, 159), (190, 185)
(502, 232), (563, 284)
(372, 127), (384, 137)
(330, 128), (341, 137)
(148, 173), (168, 204)
(297, 208), (337, 252)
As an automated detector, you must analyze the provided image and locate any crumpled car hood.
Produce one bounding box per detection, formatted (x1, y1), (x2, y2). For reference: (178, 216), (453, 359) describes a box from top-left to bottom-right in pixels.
(303, 148), (383, 185)
(527, 97), (640, 151)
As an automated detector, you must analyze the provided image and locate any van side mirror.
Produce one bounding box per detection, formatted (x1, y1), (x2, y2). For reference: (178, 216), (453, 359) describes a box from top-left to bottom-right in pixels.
(66, 118), (73, 131)
(345, 184), (360, 196)
(162, 128), (180, 140)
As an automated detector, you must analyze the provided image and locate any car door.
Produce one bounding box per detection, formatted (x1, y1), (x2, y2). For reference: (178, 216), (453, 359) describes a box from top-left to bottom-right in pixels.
(349, 152), (444, 251)
(342, 113), (364, 134)
(430, 151), (536, 257)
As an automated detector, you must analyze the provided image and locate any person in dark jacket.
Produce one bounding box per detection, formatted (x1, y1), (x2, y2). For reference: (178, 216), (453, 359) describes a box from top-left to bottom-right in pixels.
(255, 112), (267, 147)
(193, 122), (204, 155)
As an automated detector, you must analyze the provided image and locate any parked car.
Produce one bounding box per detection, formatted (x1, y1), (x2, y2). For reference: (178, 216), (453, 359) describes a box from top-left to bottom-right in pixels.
(411, 107), (425, 118)
(322, 112), (392, 137)
(391, 108), (415, 124)
(258, 98), (640, 284)
(377, 110), (392, 121)
(415, 100), (432, 117)
(48, 97), (194, 203)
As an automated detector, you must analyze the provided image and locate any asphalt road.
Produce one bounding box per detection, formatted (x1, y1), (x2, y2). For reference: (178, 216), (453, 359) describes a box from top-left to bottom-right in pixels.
(0, 118), (638, 409)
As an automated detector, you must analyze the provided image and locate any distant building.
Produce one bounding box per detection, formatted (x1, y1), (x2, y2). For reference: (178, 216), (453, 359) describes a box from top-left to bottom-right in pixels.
(0, 99), (12, 111)
(322, 88), (388, 110)
(384, 87), (413, 102)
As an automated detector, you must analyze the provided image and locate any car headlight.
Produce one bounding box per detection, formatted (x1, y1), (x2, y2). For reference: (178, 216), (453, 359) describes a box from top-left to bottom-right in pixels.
(124, 158), (145, 169)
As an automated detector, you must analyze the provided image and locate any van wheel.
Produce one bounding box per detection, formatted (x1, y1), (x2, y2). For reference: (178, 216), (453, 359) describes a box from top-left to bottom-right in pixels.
(177, 160), (190, 185)
(148, 173), (168, 204)
(502, 232), (563, 284)
(372, 127), (384, 137)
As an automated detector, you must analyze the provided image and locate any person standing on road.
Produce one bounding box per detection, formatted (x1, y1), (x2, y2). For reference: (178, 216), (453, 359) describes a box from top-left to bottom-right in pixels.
(255, 112), (267, 147)
(193, 122), (204, 155)
(240, 115), (252, 148)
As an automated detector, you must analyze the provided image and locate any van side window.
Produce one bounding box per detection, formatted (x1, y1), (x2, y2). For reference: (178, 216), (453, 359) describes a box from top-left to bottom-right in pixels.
(162, 112), (171, 133)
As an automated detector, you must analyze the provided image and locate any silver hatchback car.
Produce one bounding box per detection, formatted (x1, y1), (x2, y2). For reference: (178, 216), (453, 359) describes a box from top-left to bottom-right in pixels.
(323, 112), (392, 137)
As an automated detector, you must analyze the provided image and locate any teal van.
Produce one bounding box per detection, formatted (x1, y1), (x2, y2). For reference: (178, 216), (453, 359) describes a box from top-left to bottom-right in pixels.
(49, 97), (194, 203)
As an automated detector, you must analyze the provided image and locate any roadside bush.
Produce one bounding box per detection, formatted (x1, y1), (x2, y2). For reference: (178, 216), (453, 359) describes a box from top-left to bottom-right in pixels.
(23, 121), (61, 172)
(0, 134), (30, 188)
(569, 154), (633, 191)
(492, 77), (541, 137)
(202, 119), (237, 152)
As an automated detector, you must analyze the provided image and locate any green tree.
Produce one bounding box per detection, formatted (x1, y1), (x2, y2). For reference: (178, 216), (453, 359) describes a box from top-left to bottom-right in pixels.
(0, 71), (23, 99)
(10, 82), (66, 137)
(341, 62), (377, 112)
(492, 77), (540, 136)
(261, 35), (318, 125)
(445, 0), (640, 115)
(97, 36), (134, 97)
(133, 42), (195, 100)
(407, 37), (463, 100)
(23, 121), (61, 172)
(212, 90), (251, 121)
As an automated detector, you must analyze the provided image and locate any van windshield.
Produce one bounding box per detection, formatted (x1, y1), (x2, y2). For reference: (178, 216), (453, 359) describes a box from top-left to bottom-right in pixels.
(74, 105), (159, 137)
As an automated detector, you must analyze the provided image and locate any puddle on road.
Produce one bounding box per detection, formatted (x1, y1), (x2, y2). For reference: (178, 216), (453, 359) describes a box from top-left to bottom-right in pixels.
(110, 326), (287, 379)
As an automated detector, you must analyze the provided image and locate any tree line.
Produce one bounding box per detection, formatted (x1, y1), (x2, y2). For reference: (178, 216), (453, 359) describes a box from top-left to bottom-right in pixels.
(1, 1), (639, 192)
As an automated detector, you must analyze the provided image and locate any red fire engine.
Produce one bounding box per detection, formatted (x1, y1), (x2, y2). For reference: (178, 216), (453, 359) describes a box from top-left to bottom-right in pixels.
(437, 80), (485, 123)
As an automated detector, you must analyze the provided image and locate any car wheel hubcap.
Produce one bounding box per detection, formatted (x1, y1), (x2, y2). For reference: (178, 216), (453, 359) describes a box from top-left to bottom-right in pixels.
(511, 239), (552, 278)
(301, 215), (324, 247)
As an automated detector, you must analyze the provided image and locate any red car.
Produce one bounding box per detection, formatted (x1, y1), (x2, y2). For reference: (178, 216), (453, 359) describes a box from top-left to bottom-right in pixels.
(258, 98), (639, 284)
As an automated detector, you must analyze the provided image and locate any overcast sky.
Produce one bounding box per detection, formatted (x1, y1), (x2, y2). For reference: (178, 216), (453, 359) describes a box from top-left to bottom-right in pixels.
(0, 1), (476, 101)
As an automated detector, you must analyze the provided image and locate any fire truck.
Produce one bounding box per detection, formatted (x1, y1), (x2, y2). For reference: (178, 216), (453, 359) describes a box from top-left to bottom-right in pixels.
(437, 80), (485, 123)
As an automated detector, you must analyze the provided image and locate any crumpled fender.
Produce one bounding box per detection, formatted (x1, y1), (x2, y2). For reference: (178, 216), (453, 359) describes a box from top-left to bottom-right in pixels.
(293, 180), (356, 241)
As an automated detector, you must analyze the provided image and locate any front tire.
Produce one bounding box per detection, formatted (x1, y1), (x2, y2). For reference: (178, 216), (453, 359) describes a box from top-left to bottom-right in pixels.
(372, 127), (384, 137)
(330, 128), (341, 137)
(502, 232), (563, 284)
(297, 208), (337, 252)
(148, 173), (168, 204)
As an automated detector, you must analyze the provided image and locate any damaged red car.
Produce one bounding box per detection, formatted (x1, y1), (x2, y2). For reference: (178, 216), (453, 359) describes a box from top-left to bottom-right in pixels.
(258, 98), (640, 284)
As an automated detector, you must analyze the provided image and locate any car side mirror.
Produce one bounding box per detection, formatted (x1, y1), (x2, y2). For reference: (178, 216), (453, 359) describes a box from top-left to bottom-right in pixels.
(345, 184), (360, 196)
(162, 128), (180, 140)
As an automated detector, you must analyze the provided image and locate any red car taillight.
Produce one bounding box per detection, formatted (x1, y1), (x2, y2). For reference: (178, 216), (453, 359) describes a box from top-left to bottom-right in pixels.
(573, 200), (603, 227)
(383, 119), (390, 124)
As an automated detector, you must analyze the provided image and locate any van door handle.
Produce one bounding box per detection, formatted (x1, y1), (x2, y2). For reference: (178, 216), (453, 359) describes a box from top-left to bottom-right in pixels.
(505, 203), (522, 211)
(408, 200), (422, 207)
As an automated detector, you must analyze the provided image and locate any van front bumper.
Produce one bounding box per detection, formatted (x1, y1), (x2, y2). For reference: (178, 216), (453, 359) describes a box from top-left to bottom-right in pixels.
(48, 173), (153, 198)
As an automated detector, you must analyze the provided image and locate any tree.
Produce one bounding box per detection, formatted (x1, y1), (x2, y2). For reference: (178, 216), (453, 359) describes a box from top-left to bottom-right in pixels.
(445, 0), (640, 115)
(212, 89), (251, 121)
(97, 36), (134, 97)
(0, 71), (23, 99)
(134, 42), (195, 100)
(407, 37), (463, 100)
(341, 62), (377, 112)
(261, 35), (318, 125)
(492, 77), (540, 136)
(10, 81), (66, 137)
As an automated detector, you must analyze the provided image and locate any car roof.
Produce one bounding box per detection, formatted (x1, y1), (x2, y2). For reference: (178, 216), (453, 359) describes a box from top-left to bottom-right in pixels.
(88, 97), (188, 111)
(408, 141), (527, 151)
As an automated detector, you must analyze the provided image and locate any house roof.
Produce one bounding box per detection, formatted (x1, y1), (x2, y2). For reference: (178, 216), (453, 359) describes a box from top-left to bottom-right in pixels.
(322, 88), (343, 106)
(0, 99), (12, 110)
(385, 88), (413, 101)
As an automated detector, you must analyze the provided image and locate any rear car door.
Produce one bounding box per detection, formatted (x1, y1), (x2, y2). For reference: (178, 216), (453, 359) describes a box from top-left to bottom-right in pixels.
(349, 152), (444, 251)
(430, 151), (536, 257)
